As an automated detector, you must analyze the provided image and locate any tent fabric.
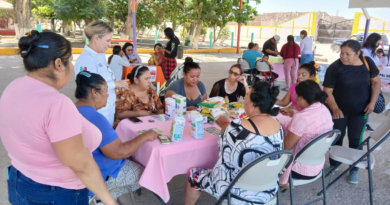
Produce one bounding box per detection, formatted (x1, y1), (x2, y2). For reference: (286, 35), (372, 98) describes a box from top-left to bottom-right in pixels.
(0, 0), (13, 10)
(349, 0), (390, 8)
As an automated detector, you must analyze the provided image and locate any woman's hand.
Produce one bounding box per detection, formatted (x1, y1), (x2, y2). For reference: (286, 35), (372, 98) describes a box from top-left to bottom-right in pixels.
(364, 102), (375, 115)
(332, 108), (344, 119)
(142, 130), (159, 141)
(238, 75), (247, 86)
(115, 80), (129, 90)
(280, 108), (294, 117)
(216, 115), (230, 128)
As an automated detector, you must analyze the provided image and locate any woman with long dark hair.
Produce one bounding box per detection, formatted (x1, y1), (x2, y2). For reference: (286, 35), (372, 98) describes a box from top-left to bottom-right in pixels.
(162, 27), (180, 80)
(122, 42), (142, 64)
(109, 45), (130, 80)
(280, 35), (301, 91)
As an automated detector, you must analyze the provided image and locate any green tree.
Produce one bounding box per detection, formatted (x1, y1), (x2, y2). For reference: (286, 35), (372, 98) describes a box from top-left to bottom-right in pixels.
(32, 0), (56, 32)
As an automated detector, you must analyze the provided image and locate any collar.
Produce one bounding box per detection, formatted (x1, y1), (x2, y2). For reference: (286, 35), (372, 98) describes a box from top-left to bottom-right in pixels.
(301, 102), (322, 112)
(84, 45), (98, 55)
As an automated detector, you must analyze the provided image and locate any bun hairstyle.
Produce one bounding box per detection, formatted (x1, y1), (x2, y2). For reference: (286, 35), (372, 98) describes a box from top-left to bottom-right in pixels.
(299, 61), (317, 77)
(295, 80), (328, 105)
(183, 57), (200, 74)
(75, 71), (106, 100)
(250, 81), (280, 116)
(127, 65), (149, 84)
(108, 45), (122, 64)
(84, 20), (113, 41)
(19, 30), (72, 75)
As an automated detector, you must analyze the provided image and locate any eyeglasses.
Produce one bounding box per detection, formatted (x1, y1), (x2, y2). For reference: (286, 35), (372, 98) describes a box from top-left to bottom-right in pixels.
(127, 49), (133, 52)
(229, 70), (241, 77)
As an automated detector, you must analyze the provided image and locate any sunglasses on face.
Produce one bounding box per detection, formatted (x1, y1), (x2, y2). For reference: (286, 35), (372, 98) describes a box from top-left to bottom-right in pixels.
(127, 49), (133, 52)
(229, 70), (241, 77)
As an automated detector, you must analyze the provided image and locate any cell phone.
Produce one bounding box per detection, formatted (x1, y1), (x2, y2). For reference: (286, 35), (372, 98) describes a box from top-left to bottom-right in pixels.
(129, 117), (143, 124)
(158, 135), (171, 145)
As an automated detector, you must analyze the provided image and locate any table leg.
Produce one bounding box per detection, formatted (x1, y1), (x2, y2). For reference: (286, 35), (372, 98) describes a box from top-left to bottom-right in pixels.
(153, 192), (166, 205)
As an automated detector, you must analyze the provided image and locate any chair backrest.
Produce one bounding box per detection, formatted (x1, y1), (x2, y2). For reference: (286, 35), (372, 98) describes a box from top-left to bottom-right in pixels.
(255, 60), (271, 72)
(295, 129), (341, 166)
(230, 150), (293, 192)
(369, 118), (390, 147)
(238, 58), (251, 71)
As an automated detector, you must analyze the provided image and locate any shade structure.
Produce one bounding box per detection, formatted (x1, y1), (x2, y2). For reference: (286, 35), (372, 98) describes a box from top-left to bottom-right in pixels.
(0, 0), (13, 10)
(349, 0), (390, 8)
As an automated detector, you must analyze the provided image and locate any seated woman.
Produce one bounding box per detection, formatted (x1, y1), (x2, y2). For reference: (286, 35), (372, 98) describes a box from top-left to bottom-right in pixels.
(122, 42), (142, 64)
(209, 64), (248, 102)
(184, 81), (283, 205)
(108, 45), (130, 80)
(275, 61), (317, 111)
(114, 66), (164, 128)
(74, 71), (159, 201)
(165, 57), (207, 111)
(278, 80), (333, 188)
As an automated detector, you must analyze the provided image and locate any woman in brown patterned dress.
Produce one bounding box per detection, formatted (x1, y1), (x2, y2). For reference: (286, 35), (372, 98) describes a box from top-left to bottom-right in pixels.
(114, 66), (164, 128)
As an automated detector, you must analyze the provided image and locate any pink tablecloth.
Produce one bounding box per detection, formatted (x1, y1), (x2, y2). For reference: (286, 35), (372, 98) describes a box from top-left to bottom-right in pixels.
(115, 115), (219, 203)
(271, 63), (285, 80)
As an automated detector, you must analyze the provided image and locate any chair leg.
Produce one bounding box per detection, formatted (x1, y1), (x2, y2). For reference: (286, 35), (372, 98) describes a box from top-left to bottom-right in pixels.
(152, 193), (166, 205)
(321, 169), (327, 205)
(137, 188), (142, 196)
(228, 192), (232, 205)
(317, 164), (354, 196)
(129, 191), (136, 205)
(277, 184), (281, 205)
(289, 172), (294, 205)
(367, 155), (374, 205)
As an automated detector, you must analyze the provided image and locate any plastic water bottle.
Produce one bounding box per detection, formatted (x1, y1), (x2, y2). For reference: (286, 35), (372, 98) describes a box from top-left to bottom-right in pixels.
(150, 56), (154, 65)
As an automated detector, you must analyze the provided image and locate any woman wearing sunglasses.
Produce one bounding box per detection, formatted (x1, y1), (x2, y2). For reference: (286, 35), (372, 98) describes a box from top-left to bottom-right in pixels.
(209, 64), (249, 102)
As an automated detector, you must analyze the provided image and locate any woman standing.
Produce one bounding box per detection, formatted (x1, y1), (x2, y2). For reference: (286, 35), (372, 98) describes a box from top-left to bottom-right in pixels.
(280, 35), (301, 90)
(162, 27), (180, 80)
(209, 64), (249, 102)
(108, 45), (130, 80)
(0, 31), (116, 205)
(323, 40), (380, 184)
(361, 33), (382, 132)
(122, 42), (142, 64)
(75, 20), (129, 126)
(300, 30), (314, 64)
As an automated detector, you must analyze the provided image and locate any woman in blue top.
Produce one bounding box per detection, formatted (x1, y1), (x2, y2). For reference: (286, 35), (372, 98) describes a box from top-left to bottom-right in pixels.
(74, 71), (158, 201)
(165, 57), (207, 111)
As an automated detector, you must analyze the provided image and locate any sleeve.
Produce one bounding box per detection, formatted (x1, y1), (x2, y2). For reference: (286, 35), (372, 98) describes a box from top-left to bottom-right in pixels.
(167, 80), (181, 94)
(135, 53), (142, 64)
(366, 57), (379, 78)
(288, 114), (307, 137)
(322, 63), (338, 88)
(300, 40), (305, 52)
(209, 81), (221, 98)
(119, 56), (130, 67)
(198, 81), (207, 95)
(256, 51), (263, 58)
(93, 115), (119, 148)
(280, 45), (286, 58)
(74, 55), (97, 77)
(45, 97), (83, 143)
(115, 90), (133, 114)
(384, 58), (389, 67)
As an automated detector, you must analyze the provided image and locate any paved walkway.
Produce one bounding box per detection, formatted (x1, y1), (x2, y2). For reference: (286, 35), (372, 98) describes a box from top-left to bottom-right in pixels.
(0, 53), (390, 205)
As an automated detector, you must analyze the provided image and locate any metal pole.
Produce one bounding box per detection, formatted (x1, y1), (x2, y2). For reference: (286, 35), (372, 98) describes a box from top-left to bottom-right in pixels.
(387, 45), (390, 66)
(251, 33), (254, 42)
(210, 31), (213, 48)
(155, 29), (158, 44)
(132, 0), (137, 50)
(231, 32), (234, 48)
(363, 19), (371, 42)
(236, 0), (243, 54)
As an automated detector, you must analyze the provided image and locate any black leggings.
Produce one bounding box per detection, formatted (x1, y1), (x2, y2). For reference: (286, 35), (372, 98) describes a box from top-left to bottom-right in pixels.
(291, 171), (318, 180)
(330, 113), (367, 172)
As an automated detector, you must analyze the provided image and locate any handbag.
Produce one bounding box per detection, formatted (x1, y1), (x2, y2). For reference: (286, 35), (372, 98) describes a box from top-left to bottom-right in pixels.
(363, 57), (386, 114)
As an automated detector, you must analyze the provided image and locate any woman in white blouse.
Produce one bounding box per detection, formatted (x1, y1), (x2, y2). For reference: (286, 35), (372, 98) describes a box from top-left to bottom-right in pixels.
(108, 45), (130, 80)
(299, 30), (314, 64)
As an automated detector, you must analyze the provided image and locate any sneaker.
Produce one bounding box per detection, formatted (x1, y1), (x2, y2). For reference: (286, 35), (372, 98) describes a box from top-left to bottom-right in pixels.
(366, 124), (374, 133)
(348, 171), (358, 184)
(325, 166), (339, 175)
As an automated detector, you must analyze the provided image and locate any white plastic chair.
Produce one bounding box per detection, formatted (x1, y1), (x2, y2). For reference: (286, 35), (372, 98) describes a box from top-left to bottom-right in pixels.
(237, 58), (254, 86)
(319, 119), (390, 205)
(216, 150), (294, 205)
(285, 129), (341, 205)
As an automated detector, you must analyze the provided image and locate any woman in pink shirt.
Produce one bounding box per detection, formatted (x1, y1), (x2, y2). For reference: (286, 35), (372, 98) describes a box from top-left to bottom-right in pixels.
(278, 80), (333, 188)
(0, 31), (116, 205)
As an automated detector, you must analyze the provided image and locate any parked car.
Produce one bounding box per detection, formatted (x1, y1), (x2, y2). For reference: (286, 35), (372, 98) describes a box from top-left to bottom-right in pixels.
(331, 33), (389, 55)
(293, 35), (317, 56)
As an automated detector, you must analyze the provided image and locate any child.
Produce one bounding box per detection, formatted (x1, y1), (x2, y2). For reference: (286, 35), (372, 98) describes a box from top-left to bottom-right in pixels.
(108, 45), (130, 80)
(258, 55), (279, 83)
(377, 48), (388, 69)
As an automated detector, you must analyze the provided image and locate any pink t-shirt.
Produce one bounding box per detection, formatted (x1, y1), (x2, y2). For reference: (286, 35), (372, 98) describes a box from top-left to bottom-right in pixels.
(0, 76), (101, 189)
(289, 82), (302, 111)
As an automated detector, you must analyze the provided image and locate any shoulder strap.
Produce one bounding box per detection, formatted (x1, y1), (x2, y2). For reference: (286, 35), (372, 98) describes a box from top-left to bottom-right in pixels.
(247, 118), (260, 135)
(363, 56), (370, 72)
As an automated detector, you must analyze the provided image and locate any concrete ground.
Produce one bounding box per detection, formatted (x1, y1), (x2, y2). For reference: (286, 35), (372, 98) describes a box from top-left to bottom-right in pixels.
(0, 52), (390, 205)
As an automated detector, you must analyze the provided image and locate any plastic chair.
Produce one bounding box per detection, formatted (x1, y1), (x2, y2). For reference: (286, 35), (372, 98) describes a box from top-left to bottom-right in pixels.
(255, 60), (273, 83)
(215, 150), (294, 205)
(237, 58), (254, 86)
(318, 119), (390, 205)
(284, 129), (341, 205)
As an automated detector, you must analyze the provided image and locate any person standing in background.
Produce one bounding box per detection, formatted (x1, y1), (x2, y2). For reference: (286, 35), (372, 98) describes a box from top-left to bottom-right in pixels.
(280, 35), (301, 91)
(300, 30), (314, 64)
(162, 27), (180, 80)
(262, 35), (280, 56)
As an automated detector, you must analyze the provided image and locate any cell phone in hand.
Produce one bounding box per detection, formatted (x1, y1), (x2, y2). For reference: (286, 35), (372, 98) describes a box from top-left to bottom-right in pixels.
(129, 117), (143, 124)
(158, 135), (171, 145)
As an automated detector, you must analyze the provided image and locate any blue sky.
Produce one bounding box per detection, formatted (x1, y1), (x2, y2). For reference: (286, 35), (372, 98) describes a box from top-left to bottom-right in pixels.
(250, 0), (390, 22)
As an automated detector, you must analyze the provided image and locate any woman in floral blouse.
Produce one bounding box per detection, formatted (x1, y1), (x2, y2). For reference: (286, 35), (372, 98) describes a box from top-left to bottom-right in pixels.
(114, 66), (164, 128)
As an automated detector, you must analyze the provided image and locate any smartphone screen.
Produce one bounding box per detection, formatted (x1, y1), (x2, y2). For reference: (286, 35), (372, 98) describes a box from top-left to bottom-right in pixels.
(129, 117), (143, 124)
(159, 135), (171, 144)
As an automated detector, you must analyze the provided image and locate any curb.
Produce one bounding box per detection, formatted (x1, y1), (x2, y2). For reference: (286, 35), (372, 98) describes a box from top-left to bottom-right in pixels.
(0, 47), (244, 55)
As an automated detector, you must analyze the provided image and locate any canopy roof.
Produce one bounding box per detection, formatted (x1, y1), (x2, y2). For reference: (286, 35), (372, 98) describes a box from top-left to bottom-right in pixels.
(349, 0), (390, 8)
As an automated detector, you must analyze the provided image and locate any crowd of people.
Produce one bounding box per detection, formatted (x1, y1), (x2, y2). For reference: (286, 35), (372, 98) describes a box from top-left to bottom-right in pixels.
(0, 19), (386, 205)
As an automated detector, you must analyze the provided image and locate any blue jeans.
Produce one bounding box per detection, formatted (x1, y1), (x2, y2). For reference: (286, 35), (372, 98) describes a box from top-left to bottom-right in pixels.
(8, 166), (89, 205)
(301, 54), (314, 65)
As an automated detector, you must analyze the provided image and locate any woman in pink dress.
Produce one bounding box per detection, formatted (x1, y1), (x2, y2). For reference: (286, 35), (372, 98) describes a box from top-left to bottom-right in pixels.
(279, 80), (333, 188)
